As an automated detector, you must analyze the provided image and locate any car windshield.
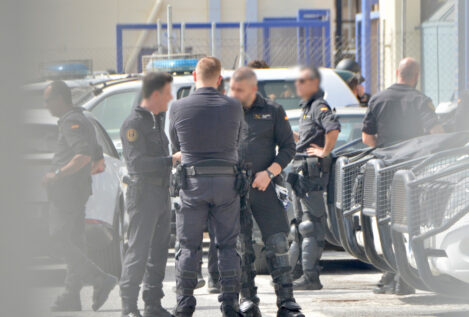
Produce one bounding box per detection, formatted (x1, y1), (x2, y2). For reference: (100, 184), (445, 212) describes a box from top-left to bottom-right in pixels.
(288, 114), (365, 150)
(257, 80), (300, 110)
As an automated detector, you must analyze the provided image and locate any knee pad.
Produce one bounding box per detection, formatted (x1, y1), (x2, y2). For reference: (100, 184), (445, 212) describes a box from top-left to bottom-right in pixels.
(298, 220), (314, 237)
(265, 233), (290, 278)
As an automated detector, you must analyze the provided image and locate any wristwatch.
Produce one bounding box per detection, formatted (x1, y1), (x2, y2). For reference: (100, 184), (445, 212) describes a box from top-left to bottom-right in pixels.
(266, 169), (275, 180)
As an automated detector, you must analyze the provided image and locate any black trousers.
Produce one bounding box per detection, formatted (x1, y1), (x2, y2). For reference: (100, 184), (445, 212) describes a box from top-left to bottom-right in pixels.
(49, 197), (104, 293)
(176, 175), (240, 311)
(207, 221), (219, 276)
(248, 183), (290, 238)
(119, 182), (171, 307)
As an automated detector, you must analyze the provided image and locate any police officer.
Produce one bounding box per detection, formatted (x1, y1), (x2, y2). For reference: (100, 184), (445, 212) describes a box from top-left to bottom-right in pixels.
(362, 57), (443, 295)
(119, 72), (180, 317)
(169, 57), (244, 317)
(172, 79), (227, 295)
(288, 66), (341, 290)
(336, 58), (370, 106)
(229, 67), (304, 317)
(42, 81), (117, 312)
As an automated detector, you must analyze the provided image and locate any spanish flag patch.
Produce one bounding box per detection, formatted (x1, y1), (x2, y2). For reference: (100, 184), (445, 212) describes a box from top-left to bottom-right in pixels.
(71, 124), (80, 129)
(320, 107), (329, 111)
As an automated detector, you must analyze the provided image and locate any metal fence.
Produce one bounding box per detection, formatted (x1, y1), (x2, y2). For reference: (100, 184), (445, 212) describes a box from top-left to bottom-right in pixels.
(30, 17), (461, 107)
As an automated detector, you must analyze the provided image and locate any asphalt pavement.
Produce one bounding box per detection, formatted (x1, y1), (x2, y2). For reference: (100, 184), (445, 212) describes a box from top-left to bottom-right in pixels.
(28, 250), (469, 317)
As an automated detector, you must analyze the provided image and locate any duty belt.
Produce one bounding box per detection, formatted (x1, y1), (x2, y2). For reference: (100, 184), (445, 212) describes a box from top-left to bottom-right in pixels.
(184, 165), (237, 177)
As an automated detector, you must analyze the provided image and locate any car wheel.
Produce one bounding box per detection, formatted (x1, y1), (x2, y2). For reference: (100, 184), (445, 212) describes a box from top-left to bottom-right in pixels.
(253, 243), (269, 275)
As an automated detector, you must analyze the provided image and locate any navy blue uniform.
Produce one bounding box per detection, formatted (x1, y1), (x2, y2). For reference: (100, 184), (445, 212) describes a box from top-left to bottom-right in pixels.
(237, 94), (303, 315)
(170, 88), (242, 314)
(289, 90), (341, 288)
(119, 106), (172, 313)
(169, 87), (243, 315)
(47, 108), (108, 295)
(296, 90), (341, 153)
(362, 83), (438, 147)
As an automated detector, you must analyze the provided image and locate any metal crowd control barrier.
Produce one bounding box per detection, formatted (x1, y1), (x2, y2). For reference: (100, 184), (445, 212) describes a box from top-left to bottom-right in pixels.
(391, 146), (469, 291)
(325, 145), (368, 247)
(335, 152), (374, 263)
(361, 157), (427, 272)
(394, 146), (469, 297)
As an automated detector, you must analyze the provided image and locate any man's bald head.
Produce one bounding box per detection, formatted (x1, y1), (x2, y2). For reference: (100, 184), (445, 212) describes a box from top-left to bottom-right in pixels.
(194, 57), (222, 87)
(397, 57), (420, 87)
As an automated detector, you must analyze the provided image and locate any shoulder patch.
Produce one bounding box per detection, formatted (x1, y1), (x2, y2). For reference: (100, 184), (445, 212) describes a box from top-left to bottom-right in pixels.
(284, 116), (289, 121)
(320, 107), (329, 111)
(71, 124), (80, 129)
(126, 129), (138, 142)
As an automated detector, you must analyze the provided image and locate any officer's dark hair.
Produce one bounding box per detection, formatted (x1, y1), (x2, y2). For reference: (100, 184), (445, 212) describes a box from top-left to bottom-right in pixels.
(142, 72), (173, 99)
(300, 65), (321, 83)
(247, 60), (269, 69)
(48, 80), (72, 105)
(232, 66), (257, 84)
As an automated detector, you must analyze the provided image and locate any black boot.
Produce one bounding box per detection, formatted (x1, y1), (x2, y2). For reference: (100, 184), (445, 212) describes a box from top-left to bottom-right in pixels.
(208, 273), (221, 294)
(292, 271), (323, 290)
(239, 298), (262, 317)
(173, 306), (194, 317)
(92, 272), (117, 311)
(50, 291), (82, 312)
(265, 233), (305, 317)
(277, 300), (305, 317)
(143, 299), (172, 317)
(395, 276), (415, 296)
(121, 299), (142, 317)
(373, 272), (396, 294)
(221, 301), (243, 317)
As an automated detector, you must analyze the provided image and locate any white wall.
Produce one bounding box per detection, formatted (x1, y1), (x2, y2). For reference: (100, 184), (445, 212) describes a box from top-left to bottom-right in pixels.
(379, 0), (422, 89)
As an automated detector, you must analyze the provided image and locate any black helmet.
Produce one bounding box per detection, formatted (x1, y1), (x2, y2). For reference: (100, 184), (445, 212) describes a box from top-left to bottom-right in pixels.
(336, 58), (361, 74)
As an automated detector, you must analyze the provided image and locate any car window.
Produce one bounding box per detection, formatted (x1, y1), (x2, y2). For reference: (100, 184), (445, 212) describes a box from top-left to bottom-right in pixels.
(90, 91), (138, 142)
(89, 118), (119, 159)
(177, 86), (192, 99)
(335, 115), (366, 150)
(288, 115), (365, 151)
(25, 124), (58, 153)
(258, 80), (300, 110)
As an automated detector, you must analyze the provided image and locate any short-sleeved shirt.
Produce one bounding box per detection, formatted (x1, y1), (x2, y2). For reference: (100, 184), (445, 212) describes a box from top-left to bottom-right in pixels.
(239, 94), (296, 173)
(50, 107), (98, 199)
(120, 106), (172, 179)
(362, 83), (439, 147)
(169, 87), (243, 165)
(296, 90), (341, 153)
